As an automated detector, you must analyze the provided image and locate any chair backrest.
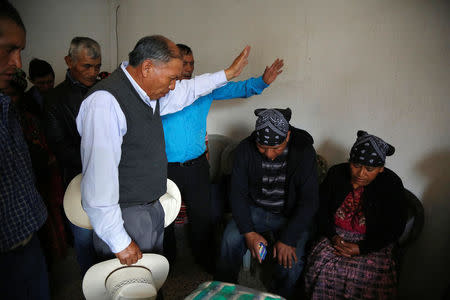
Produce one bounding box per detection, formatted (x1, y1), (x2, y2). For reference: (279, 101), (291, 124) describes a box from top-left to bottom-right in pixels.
(221, 141), (240, 176)
(395, 189), (424, 279)
(316, 154), (328, 184)
(208, 134), (234, 183)
(398, 189), (425, 248)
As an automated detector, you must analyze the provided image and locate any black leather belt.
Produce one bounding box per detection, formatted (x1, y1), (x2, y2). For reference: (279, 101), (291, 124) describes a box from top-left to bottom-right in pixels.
(168, 152), (206, 167)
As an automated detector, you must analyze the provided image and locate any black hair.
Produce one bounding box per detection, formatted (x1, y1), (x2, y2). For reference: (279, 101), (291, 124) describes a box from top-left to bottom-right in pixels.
(0, 1), (26, 35)
(176, 43), (192, 56)
(128, 35), (181, 67)
(29, 58), (54, 80)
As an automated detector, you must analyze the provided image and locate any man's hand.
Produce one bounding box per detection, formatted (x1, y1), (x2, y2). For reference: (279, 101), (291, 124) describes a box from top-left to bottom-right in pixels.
(244, 232), (267, 264)
(224, 46), (250, 80)
(273, 241), (298, 268)
(262, 58), (284, 84)
(115, 240), (143, 265)
(331, 235), (360, 257)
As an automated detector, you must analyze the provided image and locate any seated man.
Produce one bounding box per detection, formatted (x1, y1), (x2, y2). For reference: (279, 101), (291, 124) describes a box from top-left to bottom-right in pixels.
(215, 108), (319, 299)
(304, 130), (407, 299)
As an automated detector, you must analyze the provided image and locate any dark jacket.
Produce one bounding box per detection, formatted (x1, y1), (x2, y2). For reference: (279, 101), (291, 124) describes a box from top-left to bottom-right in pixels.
(45, 73), (89, 186)
(318, 163), (408, 254)
(230, 126), (319, 247)
(23, 86), (45, 121)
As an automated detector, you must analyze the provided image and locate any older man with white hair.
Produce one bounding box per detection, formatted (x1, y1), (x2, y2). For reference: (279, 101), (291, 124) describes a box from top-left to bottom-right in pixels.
(46, 36), (102, 187)
(77, 35), (249, 266)
(45, 36), (103, 276)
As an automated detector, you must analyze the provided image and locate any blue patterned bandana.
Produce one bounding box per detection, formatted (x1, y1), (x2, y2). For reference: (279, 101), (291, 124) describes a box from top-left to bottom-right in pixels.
(349, 130), (395, 167)
(254, 108), (291, 146)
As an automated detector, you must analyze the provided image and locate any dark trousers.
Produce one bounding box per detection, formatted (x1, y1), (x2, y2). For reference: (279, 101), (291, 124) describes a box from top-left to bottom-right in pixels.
(0, 234), (50, 300)
(215, 206), (310, 299)
(69, 222), (96, 276)
(163, 155), (215, 271)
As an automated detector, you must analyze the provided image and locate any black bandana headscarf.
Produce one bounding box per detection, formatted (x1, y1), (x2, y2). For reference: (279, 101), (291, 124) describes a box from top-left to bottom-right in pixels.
(349, 130), (395, 167)
(254, 108), (291, 146)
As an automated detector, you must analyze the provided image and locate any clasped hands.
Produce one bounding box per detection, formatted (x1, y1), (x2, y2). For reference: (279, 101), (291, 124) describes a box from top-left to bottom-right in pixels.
(244, 232), (297, 269)
(331, 235), (360, 258)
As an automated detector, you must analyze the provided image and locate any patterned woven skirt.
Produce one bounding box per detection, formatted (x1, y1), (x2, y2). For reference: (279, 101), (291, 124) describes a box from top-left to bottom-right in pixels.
(304, 228), (398, 299)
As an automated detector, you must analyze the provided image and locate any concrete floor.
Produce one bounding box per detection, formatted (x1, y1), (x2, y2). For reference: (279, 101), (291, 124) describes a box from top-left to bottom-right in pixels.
(49, 225), (267, 300)
(49, 247), (83, 300)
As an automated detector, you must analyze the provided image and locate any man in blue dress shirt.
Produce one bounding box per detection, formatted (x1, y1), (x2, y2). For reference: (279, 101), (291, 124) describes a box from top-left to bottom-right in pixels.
(161, 44), (284, 272)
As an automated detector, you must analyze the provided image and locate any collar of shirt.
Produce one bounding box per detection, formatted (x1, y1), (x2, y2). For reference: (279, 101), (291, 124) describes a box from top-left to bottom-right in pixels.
(66, 69), (89, 90)
(262, 147), (289, 163)
(120, 62), (154, 109)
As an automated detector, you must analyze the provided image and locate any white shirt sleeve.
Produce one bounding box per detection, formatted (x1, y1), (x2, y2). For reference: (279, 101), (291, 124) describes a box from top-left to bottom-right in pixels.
(75, 68), (227, 253)
(76, 91), (131, 253)
(159, 70), (227, 115)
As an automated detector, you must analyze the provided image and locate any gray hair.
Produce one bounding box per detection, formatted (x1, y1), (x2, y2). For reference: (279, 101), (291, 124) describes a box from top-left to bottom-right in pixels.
(67, 37), (101, 62)
(128, 35), (181, 67)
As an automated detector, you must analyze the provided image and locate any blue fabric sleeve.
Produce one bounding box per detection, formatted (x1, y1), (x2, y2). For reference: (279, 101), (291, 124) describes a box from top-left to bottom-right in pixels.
(211, 76), (269, 101)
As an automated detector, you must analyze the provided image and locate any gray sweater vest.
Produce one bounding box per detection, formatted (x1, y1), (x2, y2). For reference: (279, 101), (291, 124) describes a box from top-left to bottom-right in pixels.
(85, 68), (167, 207)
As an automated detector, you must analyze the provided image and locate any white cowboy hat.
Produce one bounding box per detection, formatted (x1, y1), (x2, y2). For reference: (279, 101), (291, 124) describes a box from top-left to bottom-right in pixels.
(83, 253), (169, 300)
(63, 174), (181, 229)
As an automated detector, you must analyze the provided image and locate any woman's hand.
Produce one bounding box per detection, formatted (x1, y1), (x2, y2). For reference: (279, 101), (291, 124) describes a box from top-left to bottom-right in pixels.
(331, 235), (360, 257)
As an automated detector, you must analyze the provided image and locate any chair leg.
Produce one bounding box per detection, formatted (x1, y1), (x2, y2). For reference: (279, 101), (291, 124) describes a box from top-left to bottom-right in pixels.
(243, 250), (251, 271)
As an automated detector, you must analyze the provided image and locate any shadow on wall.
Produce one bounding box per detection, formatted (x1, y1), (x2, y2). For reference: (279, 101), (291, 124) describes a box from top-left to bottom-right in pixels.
(316, 138), (348, 166)
(399, 150), (450, 300)
(223, 123), (250, 142)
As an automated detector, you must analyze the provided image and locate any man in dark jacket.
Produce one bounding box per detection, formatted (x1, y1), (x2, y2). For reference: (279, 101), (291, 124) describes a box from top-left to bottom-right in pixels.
(46, 36), (101, 187)
(45, 36), (101, 276)
(215, 108), (319, 299)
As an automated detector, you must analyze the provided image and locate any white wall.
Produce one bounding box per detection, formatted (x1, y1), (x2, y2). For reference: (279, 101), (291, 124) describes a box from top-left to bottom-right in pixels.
(13, 0), (114, 85)
(12, 0), (450, 298)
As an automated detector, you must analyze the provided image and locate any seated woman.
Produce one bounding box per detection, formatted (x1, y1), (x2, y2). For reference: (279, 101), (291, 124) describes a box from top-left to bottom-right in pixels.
(304, 130), (407, 300)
